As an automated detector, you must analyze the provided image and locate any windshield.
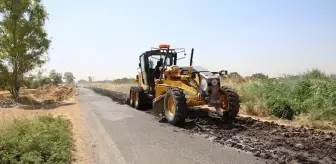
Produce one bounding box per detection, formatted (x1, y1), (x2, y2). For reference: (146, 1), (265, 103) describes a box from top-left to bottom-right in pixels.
(148, 55), (171, 69)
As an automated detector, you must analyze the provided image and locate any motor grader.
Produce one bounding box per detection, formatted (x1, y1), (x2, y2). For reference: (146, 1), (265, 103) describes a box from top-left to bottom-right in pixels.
(128, 44), (240, 125)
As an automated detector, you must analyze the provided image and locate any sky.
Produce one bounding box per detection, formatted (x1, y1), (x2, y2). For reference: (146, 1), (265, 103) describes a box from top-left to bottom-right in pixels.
(43, 0), (336, 81)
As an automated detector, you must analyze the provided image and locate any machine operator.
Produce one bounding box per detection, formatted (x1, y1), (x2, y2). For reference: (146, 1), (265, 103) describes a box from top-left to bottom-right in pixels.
(153, 58), (163, 79)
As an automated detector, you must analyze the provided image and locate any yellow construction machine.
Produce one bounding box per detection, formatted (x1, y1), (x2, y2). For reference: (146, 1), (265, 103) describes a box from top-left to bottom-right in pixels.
(128, 44), (240, 125)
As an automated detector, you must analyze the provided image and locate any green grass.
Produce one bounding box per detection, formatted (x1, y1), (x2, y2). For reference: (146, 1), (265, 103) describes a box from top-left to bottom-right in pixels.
(225, 69), (336, 126)
(0, 115), (72, 164)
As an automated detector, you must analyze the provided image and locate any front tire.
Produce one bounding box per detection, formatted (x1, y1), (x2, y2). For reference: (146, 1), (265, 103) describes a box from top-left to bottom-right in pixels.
(218, 86), (240, 120)
(164, 88), (189, 125)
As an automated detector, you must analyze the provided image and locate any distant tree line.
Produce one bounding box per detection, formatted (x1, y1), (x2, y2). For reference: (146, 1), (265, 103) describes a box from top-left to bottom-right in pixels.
(0, 69), (75, 90)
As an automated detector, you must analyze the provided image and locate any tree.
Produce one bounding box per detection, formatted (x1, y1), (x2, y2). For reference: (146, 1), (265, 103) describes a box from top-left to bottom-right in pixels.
(49, 69), (62, 85)
(40, 76), (51, 85)
(0, 62), (10, 89)
(63, 72), (75, 84)
(78, 79), (87, 84)
(228, 72), (242, 78)
(88, 76), (92, 83)
(22, 74), (35, 88)
(0, 0), (51, 98)
(251, 73), (268, 80)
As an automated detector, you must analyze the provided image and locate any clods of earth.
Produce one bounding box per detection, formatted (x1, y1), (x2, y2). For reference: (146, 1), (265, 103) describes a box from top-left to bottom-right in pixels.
(88, 87), (336, 164)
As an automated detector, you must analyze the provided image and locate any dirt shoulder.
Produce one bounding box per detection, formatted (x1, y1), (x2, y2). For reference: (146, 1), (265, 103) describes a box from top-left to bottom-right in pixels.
(0, 85), (93, 164)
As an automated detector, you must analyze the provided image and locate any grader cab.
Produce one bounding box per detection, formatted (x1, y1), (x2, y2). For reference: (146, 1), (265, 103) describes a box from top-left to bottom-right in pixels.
(128, 44), (240, 125)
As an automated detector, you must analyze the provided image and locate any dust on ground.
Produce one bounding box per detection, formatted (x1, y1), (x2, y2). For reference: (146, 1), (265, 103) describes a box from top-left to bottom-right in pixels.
(89, 86), (336, 164)
(0, 85), (93, 164)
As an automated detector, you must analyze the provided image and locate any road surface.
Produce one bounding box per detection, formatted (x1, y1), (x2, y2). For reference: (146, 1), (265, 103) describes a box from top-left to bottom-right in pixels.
(77, 88), (268, 164)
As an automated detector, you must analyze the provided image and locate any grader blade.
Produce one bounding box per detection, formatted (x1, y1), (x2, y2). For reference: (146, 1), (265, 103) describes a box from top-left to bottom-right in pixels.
(152, 94), (165, 116)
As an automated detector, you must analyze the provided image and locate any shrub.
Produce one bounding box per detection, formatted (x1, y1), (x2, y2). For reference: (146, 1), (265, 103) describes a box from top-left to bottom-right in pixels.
(0, 115), (72, 164)
(49, 69), (63, 85)
(251, 73), (268, 80)
(233, 69), (336, 122)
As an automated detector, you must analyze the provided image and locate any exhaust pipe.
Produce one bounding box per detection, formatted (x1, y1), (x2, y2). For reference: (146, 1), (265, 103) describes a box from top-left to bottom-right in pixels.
(189, 48), (194, 66)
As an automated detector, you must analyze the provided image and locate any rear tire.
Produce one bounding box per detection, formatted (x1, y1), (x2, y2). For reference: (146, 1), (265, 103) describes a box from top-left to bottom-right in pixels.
(134, 87), (149, 111)
(219, 86), (240, 120)
(128, 87), (136, 107)
(164, 88), (189, 125)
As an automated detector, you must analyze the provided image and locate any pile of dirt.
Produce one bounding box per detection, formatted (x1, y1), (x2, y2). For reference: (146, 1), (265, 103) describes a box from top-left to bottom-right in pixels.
(31, 84), (75, 102)
(21, 84), (76, 104)
(88, 87), (336, 164)
(0, 98), (15, 108)
(0, 91), (16, 108)
(0, 85), (76, 108)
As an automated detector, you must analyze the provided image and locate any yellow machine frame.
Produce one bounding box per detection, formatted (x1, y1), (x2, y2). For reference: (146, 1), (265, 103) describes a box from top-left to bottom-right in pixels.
(153, 68), (207, 107)
(129, 44), (240, 126)
(136, 62), (209, 107)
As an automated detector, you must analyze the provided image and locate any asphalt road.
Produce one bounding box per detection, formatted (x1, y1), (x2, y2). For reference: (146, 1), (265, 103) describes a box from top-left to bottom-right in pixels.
(77, 88), (268, 164)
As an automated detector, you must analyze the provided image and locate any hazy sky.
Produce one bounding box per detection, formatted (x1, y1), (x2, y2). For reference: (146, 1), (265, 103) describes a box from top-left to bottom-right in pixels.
(43, 0), (335, 81)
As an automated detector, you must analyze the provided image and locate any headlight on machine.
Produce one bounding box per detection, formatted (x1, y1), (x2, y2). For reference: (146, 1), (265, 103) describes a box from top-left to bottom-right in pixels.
(201, 79), (208, 91)
(211, 79), (218, 86)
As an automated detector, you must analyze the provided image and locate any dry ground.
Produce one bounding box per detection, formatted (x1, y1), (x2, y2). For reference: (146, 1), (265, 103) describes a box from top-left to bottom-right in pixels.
(0, 85), (92, 164)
